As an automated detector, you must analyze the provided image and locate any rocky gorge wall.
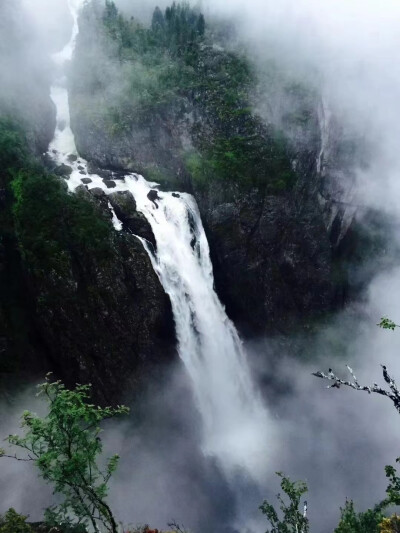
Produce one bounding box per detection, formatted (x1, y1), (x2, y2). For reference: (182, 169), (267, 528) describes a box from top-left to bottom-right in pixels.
(0, 0), (176, 403)
(68, 1), (369, 337)
(0, 0), (386, 405)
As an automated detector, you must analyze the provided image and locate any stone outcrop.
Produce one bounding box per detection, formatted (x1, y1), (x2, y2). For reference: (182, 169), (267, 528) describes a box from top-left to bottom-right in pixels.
(68, 4), (364, 337)
(108, 190), (157, 248)
(0, 182), (176, 404)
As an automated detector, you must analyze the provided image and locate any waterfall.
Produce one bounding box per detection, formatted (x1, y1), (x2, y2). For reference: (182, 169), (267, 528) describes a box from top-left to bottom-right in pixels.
(49, 0), (272, 482)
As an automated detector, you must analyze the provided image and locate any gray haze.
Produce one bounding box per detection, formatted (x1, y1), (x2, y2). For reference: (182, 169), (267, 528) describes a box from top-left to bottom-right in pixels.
(2, 0), (400, 532)
(0, 388), (52, 521)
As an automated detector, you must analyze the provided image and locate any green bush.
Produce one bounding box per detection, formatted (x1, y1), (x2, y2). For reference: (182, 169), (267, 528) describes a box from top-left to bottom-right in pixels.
(334, 500), (384, 533)
(0, 118), (26, 182)
(11, 166), (113, 276)
(0, 376), (129, 533)
(0, 508), (32, 533)
(260, 472), (309, 533)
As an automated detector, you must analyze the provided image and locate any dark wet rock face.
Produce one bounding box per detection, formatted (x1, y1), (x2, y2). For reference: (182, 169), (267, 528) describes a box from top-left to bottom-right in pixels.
(65, 2), (371, 337)
(55, 163), (73, 176)
(103, 179), (116, 188)
(68, 8), (362, 337)
(0, 2), (177, 401)
(191, 109), (365, 335)
(34, 229), (175, 404)
(194, 182), (335, 335)
(0, 181), (175, 404)
(90, 187), (107, 198)
(109, 191), (157, 248)
(147, 189), (161, 209)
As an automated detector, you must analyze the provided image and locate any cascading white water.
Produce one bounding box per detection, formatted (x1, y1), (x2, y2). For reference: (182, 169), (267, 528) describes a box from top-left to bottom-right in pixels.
(124, 179), (272, 480)
(48, 0), (272, 482)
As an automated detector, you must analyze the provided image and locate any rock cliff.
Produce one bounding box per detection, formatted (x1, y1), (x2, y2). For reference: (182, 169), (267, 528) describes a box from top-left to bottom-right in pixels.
(0, 1), (176, 401)
(69, 1), (365, 336)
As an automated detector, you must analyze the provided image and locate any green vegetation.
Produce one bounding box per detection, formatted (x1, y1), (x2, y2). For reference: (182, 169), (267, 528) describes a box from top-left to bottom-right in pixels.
(0, 118), (112, 277)
(0, 375), (129, 533)
(12, 166), (112, 277)
(380, 515), (400, 533)
(260, 473), (309, 532)
(0, 509), (32, 533)
(334, 500), (384, 533)
(0, 117), (114, 373)
(72, 1), (296, 192)
(0, 118), (26, 175)
(378, 317), (399, 331)
(265, 322), (400, 533)
(262, 468), (397, 533)
(2, 326), (400, 531)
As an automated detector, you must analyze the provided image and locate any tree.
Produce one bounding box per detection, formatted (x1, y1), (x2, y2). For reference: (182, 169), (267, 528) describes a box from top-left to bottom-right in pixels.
(334, 500), (384, 533)
(151, 7), (165, 32)
(0, 375), (129, 533)
(0, 509), (32, 533)
(259, 472), (309, 533)
(380, 514), (400, 533)
(196, 14), (205, 37)
(104, 0), (118, 22)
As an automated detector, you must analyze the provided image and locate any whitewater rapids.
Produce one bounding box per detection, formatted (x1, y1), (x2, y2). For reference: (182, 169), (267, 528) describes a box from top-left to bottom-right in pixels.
(48, 0), (273, 482)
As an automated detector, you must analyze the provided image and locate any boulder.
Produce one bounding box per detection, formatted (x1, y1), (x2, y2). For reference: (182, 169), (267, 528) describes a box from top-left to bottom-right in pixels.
(89, 187), (106, 199)
(147, 189), (160, 208)
(108, 191), (157, 248)
(55, 163), (73, 176)
(103, 179), (116, 189)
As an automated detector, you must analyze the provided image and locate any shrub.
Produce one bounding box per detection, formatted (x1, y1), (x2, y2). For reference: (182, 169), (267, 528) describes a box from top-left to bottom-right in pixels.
(0, 508), (32, 533)
(0, 375), (129, 533)
(11, 167), (113, 276)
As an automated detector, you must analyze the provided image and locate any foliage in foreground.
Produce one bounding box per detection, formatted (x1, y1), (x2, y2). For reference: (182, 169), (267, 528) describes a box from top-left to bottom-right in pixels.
(0, 375), (129, 533)
(334, 500), (384, 533)
(260, 472), (309, 533)
(3, 318), (400, 531)
(0, 508), (32, 533)
(312, 318), (400, 532)
(380, 514), (400, 533)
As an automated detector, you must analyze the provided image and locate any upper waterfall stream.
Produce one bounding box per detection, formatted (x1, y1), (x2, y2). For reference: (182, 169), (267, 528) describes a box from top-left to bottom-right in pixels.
(49, 0), (271, 482)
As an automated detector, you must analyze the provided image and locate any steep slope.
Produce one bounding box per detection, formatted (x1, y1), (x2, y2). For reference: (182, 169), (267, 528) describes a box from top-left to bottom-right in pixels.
(69, 1), (366, 335)
(0, 0), (176, 402)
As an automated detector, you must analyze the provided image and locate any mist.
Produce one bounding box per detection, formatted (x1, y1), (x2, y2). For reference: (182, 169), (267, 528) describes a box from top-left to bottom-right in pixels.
(0, 387), (52, 521)
(2, 0), (400, 531)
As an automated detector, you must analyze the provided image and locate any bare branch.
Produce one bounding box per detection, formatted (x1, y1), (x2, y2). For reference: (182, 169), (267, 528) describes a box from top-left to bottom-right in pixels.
(313, 365), (400, 414)
(168, 521), (190, 533)
(0, 452), (35, 462)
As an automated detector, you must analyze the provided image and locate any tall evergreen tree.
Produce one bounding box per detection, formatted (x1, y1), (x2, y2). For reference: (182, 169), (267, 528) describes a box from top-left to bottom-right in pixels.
(151, 6), (165, 32)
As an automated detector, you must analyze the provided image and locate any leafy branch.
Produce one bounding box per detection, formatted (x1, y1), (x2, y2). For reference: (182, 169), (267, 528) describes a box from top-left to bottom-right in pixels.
(0, 374), (129, 533)
(260, 472), (309, 533)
